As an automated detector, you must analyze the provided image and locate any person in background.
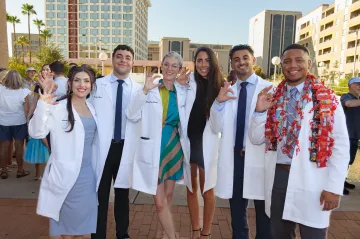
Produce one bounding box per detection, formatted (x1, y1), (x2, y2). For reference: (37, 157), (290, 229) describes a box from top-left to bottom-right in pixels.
(340, 77), (360, 195)
(24, 136), (50, 180)
(50, 61), (68, 100)
(0, 70), (31, 179)
(24, 67), (37, 90)
(69, 62), (78, 70)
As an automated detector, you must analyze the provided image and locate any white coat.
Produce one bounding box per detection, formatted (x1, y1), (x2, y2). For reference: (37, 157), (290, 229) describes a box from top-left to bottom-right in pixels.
(248, 91), (350, 228)
(182, 73), (220, 193)
(126, 84), (188, 195)
(90, 74), (142, 189)
(209, 76), (272, 199)
(29, 100), (100, 221)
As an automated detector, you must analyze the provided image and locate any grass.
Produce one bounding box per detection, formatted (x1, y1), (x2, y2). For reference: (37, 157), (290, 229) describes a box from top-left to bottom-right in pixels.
(348, 151), (360, 182)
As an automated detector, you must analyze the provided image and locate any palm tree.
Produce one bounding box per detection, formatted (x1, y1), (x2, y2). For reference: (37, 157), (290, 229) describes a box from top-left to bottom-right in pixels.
(6, 13), (21, 58)
(33, 19), (45, 49)
(21, 4), (37, 63)
(40, 29), (53, 46)
(14, 36), (30, 64)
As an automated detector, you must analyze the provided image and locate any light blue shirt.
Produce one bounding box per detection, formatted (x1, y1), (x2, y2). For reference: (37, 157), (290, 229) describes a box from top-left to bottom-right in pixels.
(110, 73), (131, 139)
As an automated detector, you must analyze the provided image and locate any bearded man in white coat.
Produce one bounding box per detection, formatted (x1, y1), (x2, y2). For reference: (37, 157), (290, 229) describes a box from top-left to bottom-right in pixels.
(248, 44), (349, 238)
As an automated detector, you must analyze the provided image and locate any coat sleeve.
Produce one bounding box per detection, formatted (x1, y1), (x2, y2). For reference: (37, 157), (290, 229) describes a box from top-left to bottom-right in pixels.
(324, 103), (350, 195)
(209, 100), (225, 134)
(125, 87), (147, 122)
(28, 100), (55, 139)
(248, 112), (267, 145)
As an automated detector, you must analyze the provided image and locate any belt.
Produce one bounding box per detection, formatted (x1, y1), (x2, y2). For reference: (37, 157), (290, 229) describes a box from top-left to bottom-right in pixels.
(234, 148), (246, 156)
(112, 139), (125, 144)
(276, 164), (291, 171)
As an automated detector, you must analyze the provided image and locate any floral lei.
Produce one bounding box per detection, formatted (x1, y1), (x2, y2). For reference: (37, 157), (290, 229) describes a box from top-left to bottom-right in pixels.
(265, 74), (338, 168)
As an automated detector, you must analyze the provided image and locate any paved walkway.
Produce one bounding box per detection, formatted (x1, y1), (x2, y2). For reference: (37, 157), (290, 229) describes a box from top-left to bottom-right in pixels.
(1, 198), (360, 239)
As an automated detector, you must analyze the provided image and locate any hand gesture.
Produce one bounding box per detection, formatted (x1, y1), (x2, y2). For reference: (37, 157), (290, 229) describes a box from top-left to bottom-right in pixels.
(255, 86), (275, 113)
(320, 190), (340, 211)
(216, 82), (237, 103)
(176, 69), (190, 87)
(38, 83), (58, 105)
(143, 71), (162, 95)
(38, 71), (57, 94)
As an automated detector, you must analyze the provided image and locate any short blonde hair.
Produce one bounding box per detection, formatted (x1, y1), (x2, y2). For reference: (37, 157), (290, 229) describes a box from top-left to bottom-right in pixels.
(2, 70), (24, 90)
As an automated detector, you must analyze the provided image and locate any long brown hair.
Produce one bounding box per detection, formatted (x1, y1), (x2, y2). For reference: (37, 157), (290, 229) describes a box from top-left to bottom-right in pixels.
(1, 70), (24, 89)
(65, 65), (96, 132)
(193, 47), (222, 119)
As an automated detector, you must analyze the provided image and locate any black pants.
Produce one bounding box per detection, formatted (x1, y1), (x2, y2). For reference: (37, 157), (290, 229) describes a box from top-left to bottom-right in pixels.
(229, 150), (272, 239)
(271, 165), (327, 239)
(92, 141), (130, 239)
(349, 138), (358, 165)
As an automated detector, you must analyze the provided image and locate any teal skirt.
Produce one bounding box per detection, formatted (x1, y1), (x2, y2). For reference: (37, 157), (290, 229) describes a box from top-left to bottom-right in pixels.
(24, 138), (50, 164)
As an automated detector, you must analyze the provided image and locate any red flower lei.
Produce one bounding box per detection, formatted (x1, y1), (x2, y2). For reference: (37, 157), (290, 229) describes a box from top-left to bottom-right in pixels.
(265, 74), (338, 168)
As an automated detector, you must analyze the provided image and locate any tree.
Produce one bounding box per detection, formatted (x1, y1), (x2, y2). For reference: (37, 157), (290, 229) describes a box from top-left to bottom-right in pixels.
(6, 13), (21, 58)
(8, 58), (27, 77)
(253, 65), (267, 79)
(21, 3), (37, 63)
(14, 36), (30, 64)
(40, 29), (53, 45)
(33, 19), (45, 49)
(34, 43), (65, 71)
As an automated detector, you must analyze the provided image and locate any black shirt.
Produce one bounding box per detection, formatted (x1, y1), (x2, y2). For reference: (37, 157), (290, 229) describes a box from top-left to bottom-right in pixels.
(341, 92), (360, 139)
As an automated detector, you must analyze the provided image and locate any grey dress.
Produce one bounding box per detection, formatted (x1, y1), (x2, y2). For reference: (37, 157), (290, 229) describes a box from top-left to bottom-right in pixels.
(50, 116), (98, 236)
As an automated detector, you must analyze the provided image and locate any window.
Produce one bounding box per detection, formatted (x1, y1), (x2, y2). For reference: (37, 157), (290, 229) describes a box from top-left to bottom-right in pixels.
(113, 38), (121, 43)
(46, 12), (55, 18)
(123, 14), (133, 20)
(101, 29), (110, 35)
(79, 21), (88, 27)
(79, 28), (88, 35)
(123, 6), (132, 12)
(112, 6), (121, 11)
(102, 37), (110, 43)
(124, 0), (132, 4)
(124, 37), (132, 44)
(57, 12), (66, 18)
(46, 0), (55, 2)
(283, 15), (294, 49)
(113, 0), (121, 2)
(58, 28), (66, 34)
(80, 36), (88, 42)
(101, 0), (110, 2)
(79, 13), (88, 19)
(112, 29), (121, 35)
(48, 28), (55, 34)
(112, 14), (121, 19)
(90, 5), (99, 11)
(79, 5), (88, 11)
(123, 29), (132, 36)
(46, 4), (55, 10)
(57, 20), (67, 26)
(58, 0), (66, 2)
(123, 22), (132, 28)
(90, 0), (99, 2)
(101, 21), (110, 27)
(90, 13), (99, 19)
(57, 4), (66, 10)
(79, 0), (88, 2)
(58, 36), (66, 42)
(90, 37), (97, 43)
(269, 14), (282, 76)
(90, 29), (99, 35)
(101, 5), (110, 11)
(101, 13), (110, 19)
(112, 22), (121, 27)
(46, 20), (56, 26)
(90, 21), (99, 27)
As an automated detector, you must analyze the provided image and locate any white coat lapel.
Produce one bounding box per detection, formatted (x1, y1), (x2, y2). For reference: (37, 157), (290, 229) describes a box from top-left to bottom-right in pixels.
(188, 77), (197, 107)
(86, 101), (98, 127)
(231, 83), (238, 117)
(102, 75), (113, 104)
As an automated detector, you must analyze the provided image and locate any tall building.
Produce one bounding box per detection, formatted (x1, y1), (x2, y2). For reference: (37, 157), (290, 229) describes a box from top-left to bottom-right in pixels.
(45, 0), (150, 60)
(0, 0), (8, 68)
(296, 0), (360, 76)
(11, 33), (44, 58)
(249, 10), (302, 76)
(148, 37), (232, 74)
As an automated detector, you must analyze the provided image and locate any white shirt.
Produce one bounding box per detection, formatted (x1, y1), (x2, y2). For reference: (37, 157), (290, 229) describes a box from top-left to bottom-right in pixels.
(53, 76), (68, 100)
(110, 73), (131, 139)
(0, 85), (31, 126)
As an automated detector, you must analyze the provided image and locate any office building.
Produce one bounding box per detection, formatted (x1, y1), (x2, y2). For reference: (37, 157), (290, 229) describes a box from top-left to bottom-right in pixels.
(249, 10), (302, 76)
(11, 33), (44, 57)
(0, 0), (8, 68)
(296, 0), (360, 76)
(45, 0), (150, 60)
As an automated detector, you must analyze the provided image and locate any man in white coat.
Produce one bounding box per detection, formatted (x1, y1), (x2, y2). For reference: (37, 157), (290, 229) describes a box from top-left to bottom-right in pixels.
(91, 45), (142, 239)
(248, 44), (349, 238)
(210, 45), (272, 239)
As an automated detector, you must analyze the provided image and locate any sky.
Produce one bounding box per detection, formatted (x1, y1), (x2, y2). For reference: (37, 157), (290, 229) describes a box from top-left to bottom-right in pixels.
(5, 0), (334, 55)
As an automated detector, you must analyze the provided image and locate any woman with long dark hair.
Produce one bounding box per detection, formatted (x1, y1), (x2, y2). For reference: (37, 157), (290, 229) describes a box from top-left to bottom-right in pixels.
(178, 47), (223, 239)
(29, 65), (100, 239)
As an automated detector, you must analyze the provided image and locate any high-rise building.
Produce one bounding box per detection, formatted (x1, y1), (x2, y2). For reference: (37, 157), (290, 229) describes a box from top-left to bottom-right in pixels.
(0, 0), (8, 68)
(45, 0), (150, 60)
(12, 33), (44, 58)
(249, 10), (302, 76)
(296, 0), (360, 77)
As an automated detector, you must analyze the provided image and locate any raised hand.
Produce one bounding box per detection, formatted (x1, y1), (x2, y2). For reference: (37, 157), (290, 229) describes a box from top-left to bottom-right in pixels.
(38, 83), (58, 105)
(38, 71), (56, 94)
(216, 82), (237, 103)
(255, 86), (275, 113)
(176, 68), (190, 87)
(143, 71), (162, 95)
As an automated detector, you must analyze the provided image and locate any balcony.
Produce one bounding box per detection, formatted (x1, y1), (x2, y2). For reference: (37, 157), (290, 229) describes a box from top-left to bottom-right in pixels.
(322, 6), (335, 19)
(351, 0), (360, 12)
(320, 21), (334, 35)
(300, 32), (310, 41)
(300, 21), (310, 30)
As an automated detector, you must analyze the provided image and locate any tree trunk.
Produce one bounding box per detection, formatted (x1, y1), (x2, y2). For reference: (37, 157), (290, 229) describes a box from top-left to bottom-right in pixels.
(22, 44), (25, 64)
(38, 28), (41, 49)
(13, 23), (16, 58)
(28, 13), (31, 63)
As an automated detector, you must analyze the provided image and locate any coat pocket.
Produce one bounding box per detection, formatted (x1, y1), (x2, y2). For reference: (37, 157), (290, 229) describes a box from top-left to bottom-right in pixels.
(137, 138), (154, 166)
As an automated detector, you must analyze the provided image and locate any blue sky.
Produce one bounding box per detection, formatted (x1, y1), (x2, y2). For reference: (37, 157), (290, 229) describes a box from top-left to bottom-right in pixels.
(5, 0), (333, 55)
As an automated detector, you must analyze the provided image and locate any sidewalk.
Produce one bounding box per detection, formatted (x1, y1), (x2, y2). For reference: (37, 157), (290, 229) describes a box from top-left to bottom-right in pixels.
(1, 198), (360, 239)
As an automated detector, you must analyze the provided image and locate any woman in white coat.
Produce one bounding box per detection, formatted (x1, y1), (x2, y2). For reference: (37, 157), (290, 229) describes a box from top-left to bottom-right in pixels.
(29, 65), (100, 239)
(127, 52), (187, 239)
(177, 47), (222, 239)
